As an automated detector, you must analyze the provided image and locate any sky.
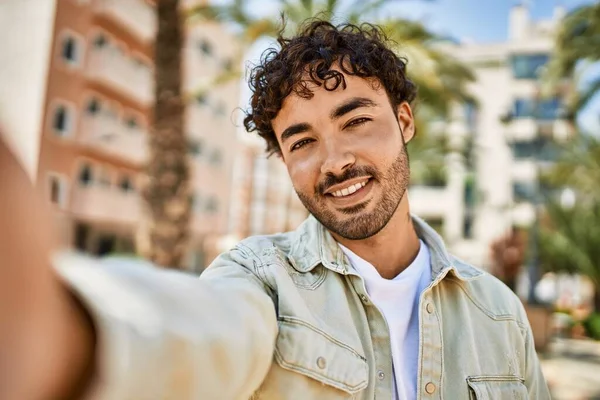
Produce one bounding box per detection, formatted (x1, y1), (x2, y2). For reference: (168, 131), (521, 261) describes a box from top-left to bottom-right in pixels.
(235, 0), (599, 134)
(381, 0), (594, 43)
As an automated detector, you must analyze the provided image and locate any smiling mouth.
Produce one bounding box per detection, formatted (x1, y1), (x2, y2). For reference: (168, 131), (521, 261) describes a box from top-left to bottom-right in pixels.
(328, 179), (370, 198)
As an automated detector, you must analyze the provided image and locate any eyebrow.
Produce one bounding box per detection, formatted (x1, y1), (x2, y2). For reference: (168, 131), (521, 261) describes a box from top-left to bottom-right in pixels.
(330, 97), (377, 120)
(279, 97), (377, 145)
(280, 122), (311, 144)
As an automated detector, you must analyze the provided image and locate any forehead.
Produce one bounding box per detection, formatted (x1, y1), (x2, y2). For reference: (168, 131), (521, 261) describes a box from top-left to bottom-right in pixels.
(272, 73), (386, 132)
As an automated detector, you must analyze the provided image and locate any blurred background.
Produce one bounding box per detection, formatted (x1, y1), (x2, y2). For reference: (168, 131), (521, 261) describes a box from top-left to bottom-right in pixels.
(1, 0), (599, 398)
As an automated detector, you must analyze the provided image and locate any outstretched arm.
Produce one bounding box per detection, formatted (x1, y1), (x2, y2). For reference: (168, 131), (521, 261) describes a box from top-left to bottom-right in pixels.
(0, 136), (278, 399)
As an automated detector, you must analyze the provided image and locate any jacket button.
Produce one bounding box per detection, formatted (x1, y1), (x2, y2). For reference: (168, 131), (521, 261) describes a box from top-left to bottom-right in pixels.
(377, 370), (385, 380)
(360, 294), (369, 304)
(426, 303), (434, 314)
(425, 382), (436, 394)
(316, 357), (326, 369)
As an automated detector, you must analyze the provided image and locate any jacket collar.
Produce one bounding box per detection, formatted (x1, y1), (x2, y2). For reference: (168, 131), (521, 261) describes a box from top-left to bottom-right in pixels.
(288, 214), (483, 282)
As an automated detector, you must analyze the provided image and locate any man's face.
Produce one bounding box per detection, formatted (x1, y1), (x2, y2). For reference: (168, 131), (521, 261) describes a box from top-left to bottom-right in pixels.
(272, 72), (415, 240)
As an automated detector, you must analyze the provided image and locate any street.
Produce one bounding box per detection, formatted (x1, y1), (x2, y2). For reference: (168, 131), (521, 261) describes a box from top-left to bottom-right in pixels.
(542, 339), (600, 400)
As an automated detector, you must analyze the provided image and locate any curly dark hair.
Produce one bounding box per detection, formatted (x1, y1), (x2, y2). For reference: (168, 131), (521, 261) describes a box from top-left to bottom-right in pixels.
(243, 19), (418, 155)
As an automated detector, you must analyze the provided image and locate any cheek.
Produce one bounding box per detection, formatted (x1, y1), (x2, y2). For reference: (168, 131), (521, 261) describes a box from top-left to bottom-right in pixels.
(287, 156), (322, 193)
(357, 122), (404, 163)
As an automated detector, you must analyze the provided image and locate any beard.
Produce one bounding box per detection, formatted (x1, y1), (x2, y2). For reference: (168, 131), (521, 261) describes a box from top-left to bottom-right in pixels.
(296, 145), (410, 240)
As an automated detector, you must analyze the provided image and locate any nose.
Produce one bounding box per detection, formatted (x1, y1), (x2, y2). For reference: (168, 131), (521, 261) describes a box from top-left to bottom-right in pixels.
(320, 145), (356, 176)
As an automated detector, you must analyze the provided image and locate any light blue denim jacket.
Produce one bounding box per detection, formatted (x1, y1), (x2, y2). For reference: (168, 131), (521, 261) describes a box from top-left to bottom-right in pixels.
(59, 214), (550, 399)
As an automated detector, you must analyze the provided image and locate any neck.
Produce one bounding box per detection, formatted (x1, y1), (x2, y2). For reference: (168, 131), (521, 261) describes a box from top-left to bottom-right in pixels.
(333, 194), (421, 279)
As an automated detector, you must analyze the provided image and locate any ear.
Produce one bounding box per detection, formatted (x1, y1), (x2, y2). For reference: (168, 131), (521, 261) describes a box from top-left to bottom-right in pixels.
(396, 102), (415, 144)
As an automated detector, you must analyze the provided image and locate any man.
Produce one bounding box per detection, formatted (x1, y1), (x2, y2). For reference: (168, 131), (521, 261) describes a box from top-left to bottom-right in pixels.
(0, 21), (549, 399)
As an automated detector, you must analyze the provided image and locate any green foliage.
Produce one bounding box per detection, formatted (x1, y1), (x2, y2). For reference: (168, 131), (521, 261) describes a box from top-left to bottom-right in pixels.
(541, 135), (600, 201)
(187, 0), (475, 119)
(543, 3), (600, 116)
(539, 199), (600, 286)
(538, 135), (600, 310)
(583, 312), (600, 340)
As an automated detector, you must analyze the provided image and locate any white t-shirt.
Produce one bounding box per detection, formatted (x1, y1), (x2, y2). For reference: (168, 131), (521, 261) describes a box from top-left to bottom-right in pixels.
(339, 240), (431, 400)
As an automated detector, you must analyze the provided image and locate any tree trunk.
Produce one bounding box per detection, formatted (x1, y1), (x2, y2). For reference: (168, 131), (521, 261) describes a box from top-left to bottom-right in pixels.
(138, 0), (190, 268)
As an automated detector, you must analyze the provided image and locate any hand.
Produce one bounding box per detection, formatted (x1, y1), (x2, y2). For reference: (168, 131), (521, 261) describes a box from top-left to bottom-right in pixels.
(0, 137), (96, 399)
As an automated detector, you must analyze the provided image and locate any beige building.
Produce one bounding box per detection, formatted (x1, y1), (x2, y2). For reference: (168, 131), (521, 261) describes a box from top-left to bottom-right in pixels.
(229, 135), (308, 239)
(231, 4), (573, 270)
(411, 4), (573, 268)
(0, 0), (240, 271)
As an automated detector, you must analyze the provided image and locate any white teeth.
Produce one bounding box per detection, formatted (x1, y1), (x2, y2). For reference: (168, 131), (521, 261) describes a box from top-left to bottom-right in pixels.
(331, 181), (368, 198)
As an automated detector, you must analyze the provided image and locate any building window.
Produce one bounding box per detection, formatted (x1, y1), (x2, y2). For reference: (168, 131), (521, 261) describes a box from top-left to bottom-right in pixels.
(188, 139), (203, 157)
(511, 138), (558, 161)
(125, 116), (138, 130)
(93, 34), (108, 48)
(78, 163), (94, 186)
(61, 35), (82, 65)
(513, 181), (536, 203)
(86, 97), (101, 114)
(511, 139), (537, 159)
(538, 97), (561, 120)
(513, 98), (561, 120)
(195, 93), (208, 106)
(51, 103), (74, 137)
(96, 235), (116, 256)
(510, 54), (549, 80)
(74, 223), (90, 251)
(198, 39), (213, 57)
(119, 176), (133, 192)
(513, 98), (536, 119)
(48, 174), (68, 207)
(462, 215), (474, 239)
(205, 196), (219, 213)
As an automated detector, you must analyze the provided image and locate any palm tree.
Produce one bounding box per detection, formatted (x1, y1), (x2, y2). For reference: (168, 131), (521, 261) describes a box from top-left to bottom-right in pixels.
(542, 135), (600, 202)
(544, 2), (600, 120)
(187, 0), (475, 119)
(538, 135), (600, 311)
(539, 200), (600, 312)
(138, 0), (192, 268)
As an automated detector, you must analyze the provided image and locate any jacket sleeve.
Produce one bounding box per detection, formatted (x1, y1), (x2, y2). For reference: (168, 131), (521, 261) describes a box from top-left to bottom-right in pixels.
(55, 247), (278, 400)
(518, 303), (552, 399)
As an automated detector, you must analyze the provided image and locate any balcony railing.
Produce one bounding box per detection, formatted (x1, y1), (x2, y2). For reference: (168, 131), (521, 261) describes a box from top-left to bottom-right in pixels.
(505, 118), (538, 141)
(86, 47), (153, 105)
(70, 186), (141, 226)
(79, 114), (148, 164)
(92, 0), (156, 43)
(409, 186), (451, 218)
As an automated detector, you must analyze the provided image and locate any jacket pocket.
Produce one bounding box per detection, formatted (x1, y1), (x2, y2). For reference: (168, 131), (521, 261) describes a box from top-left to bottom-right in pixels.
(274, 316), (369, 395)
(467, 375), (528, 400)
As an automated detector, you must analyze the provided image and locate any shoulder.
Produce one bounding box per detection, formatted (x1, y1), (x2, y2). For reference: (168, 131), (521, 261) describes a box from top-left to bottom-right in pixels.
(448, 255), (528, 325)
(232, 231), (295, 265)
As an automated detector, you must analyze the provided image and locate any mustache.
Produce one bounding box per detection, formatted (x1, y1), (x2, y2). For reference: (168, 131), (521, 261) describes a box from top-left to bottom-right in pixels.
(317, 165), (378, 194)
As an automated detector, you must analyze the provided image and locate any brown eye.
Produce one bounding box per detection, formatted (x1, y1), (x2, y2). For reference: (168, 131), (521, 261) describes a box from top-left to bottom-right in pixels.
(346, 117), (371, 128)
(290, 138), (314, 152)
